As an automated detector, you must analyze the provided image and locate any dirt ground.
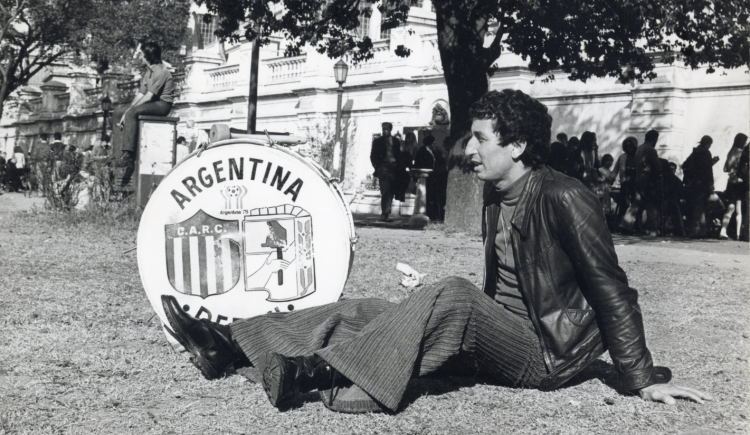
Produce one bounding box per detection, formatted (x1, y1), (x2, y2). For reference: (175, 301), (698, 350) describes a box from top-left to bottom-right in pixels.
(0, 192), (45, 217)
(0, 197), (748, 434)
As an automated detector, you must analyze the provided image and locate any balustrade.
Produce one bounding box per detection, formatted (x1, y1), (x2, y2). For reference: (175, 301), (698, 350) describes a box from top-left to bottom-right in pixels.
(206, 64), (240, 90)
(344, 42), (391, 75)
(265, 55), (307, 83)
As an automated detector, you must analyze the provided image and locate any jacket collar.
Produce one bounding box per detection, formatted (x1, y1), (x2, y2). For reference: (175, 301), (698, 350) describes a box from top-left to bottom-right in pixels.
(513, 166), (548, 237)
(483, 166), (549, 238)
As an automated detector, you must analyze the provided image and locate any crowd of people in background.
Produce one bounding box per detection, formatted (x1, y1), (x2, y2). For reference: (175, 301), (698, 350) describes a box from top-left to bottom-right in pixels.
(0, 132), (115, 197)
(0, 131), (197, 200)
(2, 123), (747, 243)
(370, 122), (448, 223)
(547, 129), (749, 241)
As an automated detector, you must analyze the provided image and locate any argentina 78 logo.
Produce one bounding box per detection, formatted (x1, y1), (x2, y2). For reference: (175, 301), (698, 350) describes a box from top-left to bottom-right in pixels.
(165, 210), (242, 298)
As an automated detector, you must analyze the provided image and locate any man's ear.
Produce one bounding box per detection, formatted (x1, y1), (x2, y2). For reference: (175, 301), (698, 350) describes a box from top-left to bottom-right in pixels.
(510, 141), (528, 160)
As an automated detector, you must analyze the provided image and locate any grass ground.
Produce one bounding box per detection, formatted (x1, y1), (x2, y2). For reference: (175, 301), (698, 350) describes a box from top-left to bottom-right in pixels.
(0, 206), (748, 435)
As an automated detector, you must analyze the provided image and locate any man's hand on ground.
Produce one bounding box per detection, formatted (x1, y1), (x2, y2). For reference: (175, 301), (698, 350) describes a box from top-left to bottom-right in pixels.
(639, 384), (713, 405)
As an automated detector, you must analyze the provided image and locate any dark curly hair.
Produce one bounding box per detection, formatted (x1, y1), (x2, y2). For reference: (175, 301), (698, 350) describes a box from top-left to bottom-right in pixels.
(580, 131), (596, 152)
(468, 89), (552, 169)
(141, 42), (162, 65)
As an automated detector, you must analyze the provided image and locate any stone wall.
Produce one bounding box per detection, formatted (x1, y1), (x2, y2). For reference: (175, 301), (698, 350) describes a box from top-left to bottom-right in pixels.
(1, 72), (139, 156)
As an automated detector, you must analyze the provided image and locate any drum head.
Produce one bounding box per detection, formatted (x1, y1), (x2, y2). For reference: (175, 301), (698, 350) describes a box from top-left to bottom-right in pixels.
(137, 140), (354, 327)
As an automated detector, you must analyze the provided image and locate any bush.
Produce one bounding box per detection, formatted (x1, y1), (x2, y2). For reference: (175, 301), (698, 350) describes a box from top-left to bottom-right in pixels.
(298, 116), (357, 191)
(33, 151), (86, 211)
(28, 151), (142, 229)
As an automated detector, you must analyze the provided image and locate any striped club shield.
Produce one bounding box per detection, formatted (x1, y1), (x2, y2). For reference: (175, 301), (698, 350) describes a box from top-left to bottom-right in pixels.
(165, 210), (241, 298)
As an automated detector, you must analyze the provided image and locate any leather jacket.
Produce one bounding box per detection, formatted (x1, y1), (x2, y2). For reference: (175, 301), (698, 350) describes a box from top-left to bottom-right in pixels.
(482, 165), (659, 392)
(370, 135), (403, 177)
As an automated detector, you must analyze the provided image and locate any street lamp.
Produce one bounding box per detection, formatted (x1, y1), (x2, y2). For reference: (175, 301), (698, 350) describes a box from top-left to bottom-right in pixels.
(100, 92), (112, 141)
(333, 59), (349, 181)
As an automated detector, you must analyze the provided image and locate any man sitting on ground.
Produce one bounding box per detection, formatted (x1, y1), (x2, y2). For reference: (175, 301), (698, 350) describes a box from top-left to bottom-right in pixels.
(162, 89), (710, 413)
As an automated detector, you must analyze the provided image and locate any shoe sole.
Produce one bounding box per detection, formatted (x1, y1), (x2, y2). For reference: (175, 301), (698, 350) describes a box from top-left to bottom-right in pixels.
(162, 297), (223, 380)
(258, 352), (287, 407)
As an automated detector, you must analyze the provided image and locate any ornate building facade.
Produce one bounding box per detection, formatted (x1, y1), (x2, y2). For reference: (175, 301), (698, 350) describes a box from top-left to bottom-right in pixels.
(2, 2), (748, 191)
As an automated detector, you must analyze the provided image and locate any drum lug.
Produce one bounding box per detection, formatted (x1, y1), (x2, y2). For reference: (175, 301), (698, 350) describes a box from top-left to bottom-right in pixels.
(350, 236), (359, 251)
(195, 141), (210, 158)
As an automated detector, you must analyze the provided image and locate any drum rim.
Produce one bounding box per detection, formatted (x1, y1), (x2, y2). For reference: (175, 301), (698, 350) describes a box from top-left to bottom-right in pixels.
(137, 137), (357, 323)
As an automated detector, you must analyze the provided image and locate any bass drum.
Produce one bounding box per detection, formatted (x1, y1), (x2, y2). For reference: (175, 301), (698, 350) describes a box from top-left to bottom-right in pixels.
(137, 138), (356, 335)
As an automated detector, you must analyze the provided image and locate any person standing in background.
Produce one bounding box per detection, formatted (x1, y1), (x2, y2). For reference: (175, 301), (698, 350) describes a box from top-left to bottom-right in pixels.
(610, 137), (638, 228)
(580, 132), (607, 211)
(30, 133), (51, 196)
(623, 130), (662, 236)
(737, 143), (749, 241)
(719, 133), (748, 240)
(414, 135), (448, 221)
(682, 135), (720, 238)
(50, 132), (65, 180)
(370, 122), (404, 222)
(175, 136), (190, 165)
(393, 134), (413, 203)
(598, 153), (615, 215)
(560, 136), (583, 180)
(0, 151), (6, 193)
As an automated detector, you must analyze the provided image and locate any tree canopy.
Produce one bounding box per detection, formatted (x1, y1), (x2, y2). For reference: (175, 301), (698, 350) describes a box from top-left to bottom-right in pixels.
(82, 0), (191, 74)
(201, 0), (748, 80)
(0, 0), (190, 120)
(199, 0), (748, 140)
(0, 0), (91, 116)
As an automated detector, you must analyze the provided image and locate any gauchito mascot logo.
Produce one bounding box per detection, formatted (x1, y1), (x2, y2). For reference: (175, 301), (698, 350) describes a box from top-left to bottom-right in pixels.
(242, 205), (316, 302)
(137, 137), (355, 340)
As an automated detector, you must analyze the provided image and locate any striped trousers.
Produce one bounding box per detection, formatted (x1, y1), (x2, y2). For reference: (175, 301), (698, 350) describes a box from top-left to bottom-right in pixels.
(231, 276), (548, 411)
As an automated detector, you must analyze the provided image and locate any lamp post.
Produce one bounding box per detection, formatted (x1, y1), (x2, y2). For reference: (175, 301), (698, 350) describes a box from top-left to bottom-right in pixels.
(333, 59), (348, 181)
(100, 92), (112, 141)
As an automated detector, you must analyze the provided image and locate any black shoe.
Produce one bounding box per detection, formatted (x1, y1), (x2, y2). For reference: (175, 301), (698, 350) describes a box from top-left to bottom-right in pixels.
(258, 352), (336, 407)
(161, 295), (248, 379)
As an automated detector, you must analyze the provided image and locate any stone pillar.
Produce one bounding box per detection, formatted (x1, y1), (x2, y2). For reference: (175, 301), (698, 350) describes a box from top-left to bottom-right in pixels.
(409, 168), (432, 228)
(66, 73), (97, 116)
(15, 88), (41, 120)
(39, 81), (67, 113)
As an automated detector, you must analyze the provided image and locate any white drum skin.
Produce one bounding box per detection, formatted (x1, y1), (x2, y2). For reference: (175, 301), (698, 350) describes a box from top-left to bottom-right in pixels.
(138, 139), (354, 326)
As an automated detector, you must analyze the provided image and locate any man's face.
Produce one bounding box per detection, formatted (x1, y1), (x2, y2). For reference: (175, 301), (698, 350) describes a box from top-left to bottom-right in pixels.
(381, 126), (392, 137)
(465, 119), (515, 182)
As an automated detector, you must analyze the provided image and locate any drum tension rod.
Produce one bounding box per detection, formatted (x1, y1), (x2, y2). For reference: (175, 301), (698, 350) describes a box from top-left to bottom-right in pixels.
(196, 141), (209, 158)
(264, 129), (276, 146)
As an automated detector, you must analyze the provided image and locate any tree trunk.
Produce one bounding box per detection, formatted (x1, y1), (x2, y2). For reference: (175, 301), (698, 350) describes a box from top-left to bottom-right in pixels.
(0, 82), (9, 124)
(435, 10), (491, 233)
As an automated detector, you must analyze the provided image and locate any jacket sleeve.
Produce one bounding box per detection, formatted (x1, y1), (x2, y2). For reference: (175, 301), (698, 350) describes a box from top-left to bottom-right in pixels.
(647, 147), (661, 176)
(556, 186), (656, 392)
(370, 139), (380, 170)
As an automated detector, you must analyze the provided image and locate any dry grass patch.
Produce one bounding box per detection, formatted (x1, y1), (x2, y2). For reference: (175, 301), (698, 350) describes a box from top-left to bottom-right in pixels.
(0, 215), (747, 434)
